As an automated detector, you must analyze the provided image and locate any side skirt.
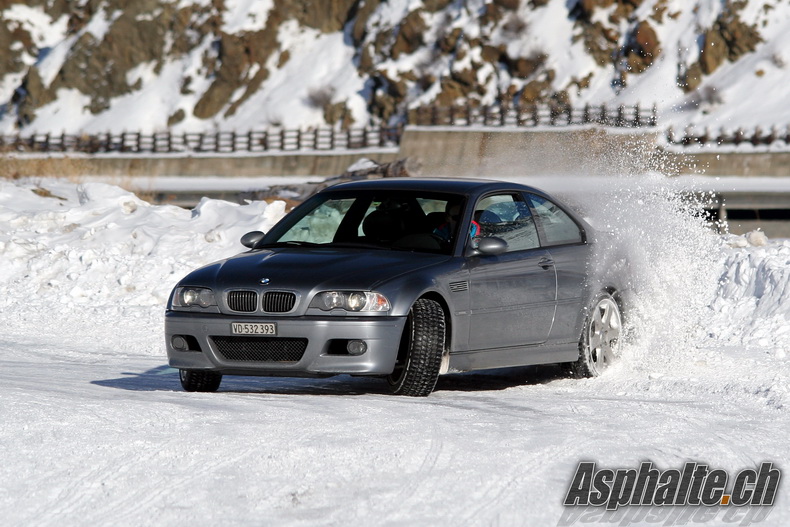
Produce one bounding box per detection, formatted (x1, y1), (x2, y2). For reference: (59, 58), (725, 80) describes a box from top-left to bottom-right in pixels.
(446, 342), (578, 373)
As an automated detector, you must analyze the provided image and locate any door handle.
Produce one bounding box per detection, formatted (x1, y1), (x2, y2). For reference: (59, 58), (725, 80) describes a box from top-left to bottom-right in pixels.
(538, 257), (554, 269)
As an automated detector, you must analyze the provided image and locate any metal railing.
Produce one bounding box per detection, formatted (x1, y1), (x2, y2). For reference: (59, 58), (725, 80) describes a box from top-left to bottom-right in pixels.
(0, 126), (402, 154)
(666, 126), (790, 147)
(5, 104), (789, 154)
(407, 103), (658, 128)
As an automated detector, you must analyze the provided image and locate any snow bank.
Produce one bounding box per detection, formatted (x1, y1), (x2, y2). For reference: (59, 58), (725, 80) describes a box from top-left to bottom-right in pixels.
(0, 179), (286, 310)
(708, 238), (790, 353)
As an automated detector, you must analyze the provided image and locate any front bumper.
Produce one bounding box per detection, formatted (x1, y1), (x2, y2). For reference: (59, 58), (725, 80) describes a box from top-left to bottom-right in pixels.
(165, 311), (407, 376)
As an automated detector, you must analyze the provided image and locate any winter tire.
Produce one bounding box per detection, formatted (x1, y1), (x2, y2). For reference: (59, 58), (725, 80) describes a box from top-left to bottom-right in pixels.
(571, 292), (622, 378)
(179, 369), (222, 392)
(387, 298), (446, 396)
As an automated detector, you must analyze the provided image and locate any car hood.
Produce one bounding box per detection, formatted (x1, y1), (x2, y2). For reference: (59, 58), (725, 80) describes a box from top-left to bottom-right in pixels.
(181, 247), (451, 292)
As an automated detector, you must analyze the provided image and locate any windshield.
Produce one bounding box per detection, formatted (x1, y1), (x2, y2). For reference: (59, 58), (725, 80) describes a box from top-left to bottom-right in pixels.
(262, 190), (466, 254)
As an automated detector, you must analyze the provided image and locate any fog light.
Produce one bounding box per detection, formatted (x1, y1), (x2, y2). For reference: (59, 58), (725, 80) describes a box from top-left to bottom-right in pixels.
(171, 335), (188, 351)
(346, 340), (367, 356)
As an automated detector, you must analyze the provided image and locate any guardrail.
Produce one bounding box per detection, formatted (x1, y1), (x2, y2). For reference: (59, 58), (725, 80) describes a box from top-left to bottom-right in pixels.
(666, 126), (790, 147)
(0, 126), (402, 154)
(0, 104), (657, 155)
(407, 103), (658, 127)
(4, 104), (790, 154)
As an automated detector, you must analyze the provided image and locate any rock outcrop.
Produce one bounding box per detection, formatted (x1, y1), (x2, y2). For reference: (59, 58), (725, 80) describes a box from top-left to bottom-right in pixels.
(0, 0), (770, 131)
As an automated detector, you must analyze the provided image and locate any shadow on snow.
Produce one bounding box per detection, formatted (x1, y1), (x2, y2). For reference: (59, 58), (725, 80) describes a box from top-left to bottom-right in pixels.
(92, 363), (569, 395)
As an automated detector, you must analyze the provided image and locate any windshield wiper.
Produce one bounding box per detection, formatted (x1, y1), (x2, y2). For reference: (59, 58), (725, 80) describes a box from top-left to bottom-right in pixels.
(323, 242), (388, 250)
(256, 241), (320, 248)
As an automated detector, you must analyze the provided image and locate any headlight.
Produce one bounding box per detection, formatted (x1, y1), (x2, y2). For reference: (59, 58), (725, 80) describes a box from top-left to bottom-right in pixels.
(172, 287), (216, 308)
(309, 291), (390, 312)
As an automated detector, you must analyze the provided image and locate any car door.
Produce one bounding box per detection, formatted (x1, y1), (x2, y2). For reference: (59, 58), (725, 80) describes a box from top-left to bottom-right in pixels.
(467, 193), (557, 350)
(525, 193), (588, 344)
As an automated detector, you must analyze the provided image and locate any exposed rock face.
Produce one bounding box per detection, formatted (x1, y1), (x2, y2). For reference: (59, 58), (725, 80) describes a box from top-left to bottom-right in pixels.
(0, 0), (769, 131)
(391, 10), (427, 59)
(573, 0), (663, 86)
(55, 11), (167, 113)
(0, 21), (26, 80)
(577, 21), (619, 66)
(625, 20), (661, 73)
(700, 28), (728, 75)
(281, 0), (358, 33)
(716, 4), (763, 61)
(681, 1), (763, 91)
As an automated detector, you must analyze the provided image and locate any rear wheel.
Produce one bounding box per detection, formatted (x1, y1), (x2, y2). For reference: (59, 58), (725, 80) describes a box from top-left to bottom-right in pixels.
(179, 369), (222, 392)
(387, 298), (445, 396)
(571, 293), (622, 378)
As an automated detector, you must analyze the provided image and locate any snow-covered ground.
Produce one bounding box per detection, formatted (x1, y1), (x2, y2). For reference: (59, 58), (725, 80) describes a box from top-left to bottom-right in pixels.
(1, 176), (788, 525)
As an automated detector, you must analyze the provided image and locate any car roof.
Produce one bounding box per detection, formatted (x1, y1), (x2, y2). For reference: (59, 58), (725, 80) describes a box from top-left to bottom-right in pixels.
(324, 177), (546, 196)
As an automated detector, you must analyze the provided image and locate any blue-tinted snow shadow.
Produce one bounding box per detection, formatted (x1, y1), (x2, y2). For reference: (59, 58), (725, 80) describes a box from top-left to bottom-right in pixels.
(91, 363), (567, 395)
(92, 365), (389, 395)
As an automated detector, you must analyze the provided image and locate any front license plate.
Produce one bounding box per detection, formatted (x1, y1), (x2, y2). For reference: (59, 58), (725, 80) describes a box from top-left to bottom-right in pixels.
(231, 322), (277, 335)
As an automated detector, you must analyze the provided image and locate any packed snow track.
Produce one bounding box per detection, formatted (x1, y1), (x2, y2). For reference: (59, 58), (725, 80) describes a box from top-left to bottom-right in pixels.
(1, 179), (787, 526)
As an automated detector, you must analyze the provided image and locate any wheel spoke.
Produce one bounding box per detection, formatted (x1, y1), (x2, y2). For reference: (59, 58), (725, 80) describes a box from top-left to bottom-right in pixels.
(593, 306), (604, 327)
(589, 331), (603, 352)
(599, 302), (609, 326)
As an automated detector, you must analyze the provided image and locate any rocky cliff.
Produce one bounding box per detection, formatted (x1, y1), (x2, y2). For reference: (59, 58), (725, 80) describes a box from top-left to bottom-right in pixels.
(0, 0), (781, 133)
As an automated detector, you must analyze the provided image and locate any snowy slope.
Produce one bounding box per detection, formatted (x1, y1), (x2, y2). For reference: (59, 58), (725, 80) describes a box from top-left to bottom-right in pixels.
(1, 0), (789, 135)
(1, 177), (788, 525)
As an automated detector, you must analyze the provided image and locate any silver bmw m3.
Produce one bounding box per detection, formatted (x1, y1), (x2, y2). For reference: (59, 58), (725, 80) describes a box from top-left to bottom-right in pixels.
(165, 178), (627, 396)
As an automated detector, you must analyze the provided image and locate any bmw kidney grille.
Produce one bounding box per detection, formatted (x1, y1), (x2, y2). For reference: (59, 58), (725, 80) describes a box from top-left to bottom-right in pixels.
(226, 290), (296, 313)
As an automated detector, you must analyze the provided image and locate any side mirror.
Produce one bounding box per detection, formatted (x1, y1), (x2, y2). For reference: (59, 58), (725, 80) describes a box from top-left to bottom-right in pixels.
(474, 236), (508, 255)
(240, 231), (265, 249)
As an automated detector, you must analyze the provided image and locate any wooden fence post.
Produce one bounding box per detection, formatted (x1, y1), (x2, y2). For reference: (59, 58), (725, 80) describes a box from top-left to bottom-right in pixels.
(599, 104), (607, 125)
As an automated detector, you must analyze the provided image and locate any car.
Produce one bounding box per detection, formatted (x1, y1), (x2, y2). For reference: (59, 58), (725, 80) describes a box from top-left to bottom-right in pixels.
(165, 177), (628, 396)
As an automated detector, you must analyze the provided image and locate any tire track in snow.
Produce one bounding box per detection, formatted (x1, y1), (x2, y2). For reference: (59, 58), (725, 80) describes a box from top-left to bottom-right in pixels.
(376, 420), (445, 519)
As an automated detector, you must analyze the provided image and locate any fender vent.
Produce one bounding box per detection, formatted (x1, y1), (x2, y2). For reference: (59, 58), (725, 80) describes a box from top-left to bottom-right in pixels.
(449, 281), (469, 293)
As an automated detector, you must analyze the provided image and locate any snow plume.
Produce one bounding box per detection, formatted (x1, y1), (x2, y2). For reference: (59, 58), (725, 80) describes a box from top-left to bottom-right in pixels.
(582, 173), (725, 375)
(496, 133), (727, 376)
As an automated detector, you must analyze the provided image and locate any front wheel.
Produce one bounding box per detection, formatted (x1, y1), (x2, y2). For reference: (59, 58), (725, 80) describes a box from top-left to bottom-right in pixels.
(387, 298), (446, 396)
(571, 292), (623, 378)
(179, 369), (222, 392)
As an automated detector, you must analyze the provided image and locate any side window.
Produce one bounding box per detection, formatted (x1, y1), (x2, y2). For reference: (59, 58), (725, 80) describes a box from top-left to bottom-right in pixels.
(526, 194), (583, 246)
(473, 194), (540, 252)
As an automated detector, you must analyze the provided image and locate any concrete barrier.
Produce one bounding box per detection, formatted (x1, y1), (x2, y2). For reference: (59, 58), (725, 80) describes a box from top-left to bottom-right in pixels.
(398, 128), (790, 177)
(2, 150), (399, 178)
(399, 127), (661, 177)
(2, 127), (789, 179)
